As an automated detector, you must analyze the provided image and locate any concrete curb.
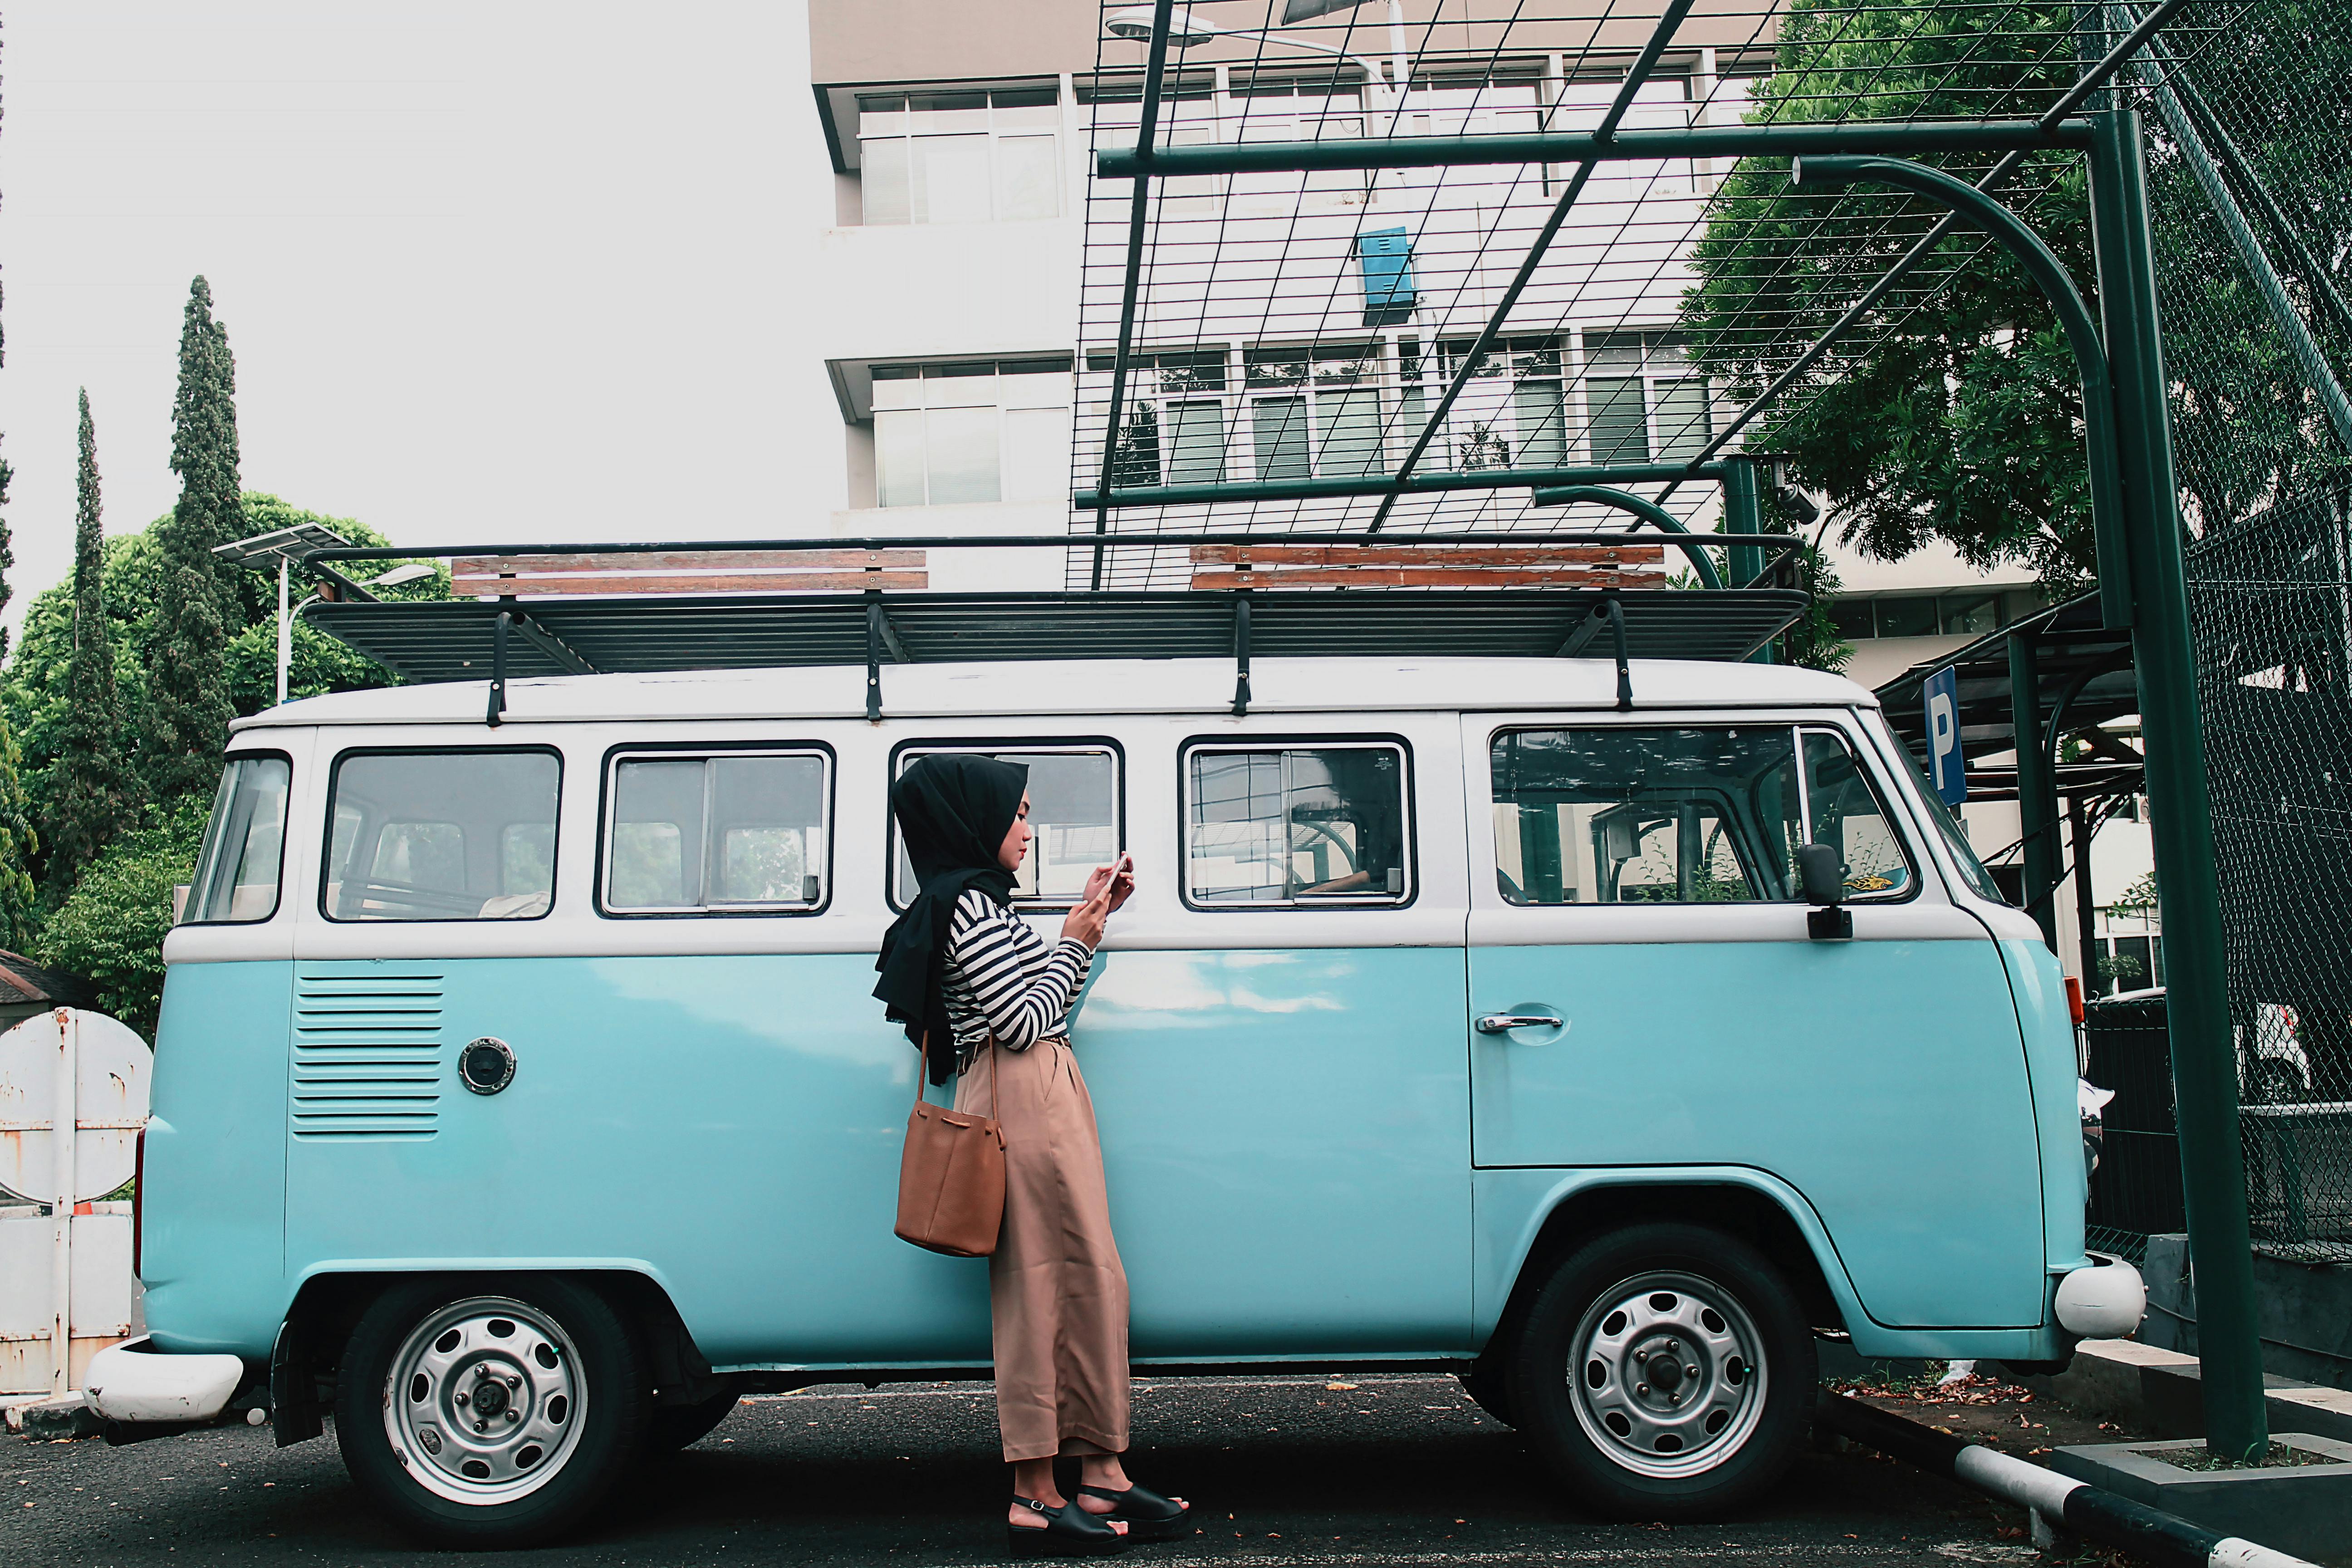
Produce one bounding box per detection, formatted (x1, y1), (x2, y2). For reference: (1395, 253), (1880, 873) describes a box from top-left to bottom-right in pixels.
(2024, 1339), (2352, 1443)
(1817, 1392), (2321, 1568)
(8, 1396), (100, 1440)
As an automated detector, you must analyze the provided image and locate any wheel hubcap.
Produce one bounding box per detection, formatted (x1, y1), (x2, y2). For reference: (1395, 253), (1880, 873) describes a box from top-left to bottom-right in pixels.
(1567, 1270), (1766, 1479)
(383, 1296), (584, 1505)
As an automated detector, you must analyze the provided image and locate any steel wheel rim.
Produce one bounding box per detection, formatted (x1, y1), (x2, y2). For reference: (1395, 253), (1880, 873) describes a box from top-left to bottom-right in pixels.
(382, 1296), (586, 1505)
(1566, 1269), (1767, 1480)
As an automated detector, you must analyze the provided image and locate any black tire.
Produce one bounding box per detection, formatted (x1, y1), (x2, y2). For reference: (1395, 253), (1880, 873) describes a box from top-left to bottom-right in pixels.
(1506, 1222), (1815, 1520)
(334, 1276), (650, 1548)
(644, 1386), (742, 1454)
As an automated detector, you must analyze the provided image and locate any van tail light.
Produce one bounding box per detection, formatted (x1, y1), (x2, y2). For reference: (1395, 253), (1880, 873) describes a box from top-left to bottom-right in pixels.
(132, 1125), (147, 1280)
(2064, 975), (2086, 1026)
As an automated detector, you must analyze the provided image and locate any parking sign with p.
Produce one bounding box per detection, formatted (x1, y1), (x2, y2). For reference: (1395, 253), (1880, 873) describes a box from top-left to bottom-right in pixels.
(1924, 666), (1966, 805)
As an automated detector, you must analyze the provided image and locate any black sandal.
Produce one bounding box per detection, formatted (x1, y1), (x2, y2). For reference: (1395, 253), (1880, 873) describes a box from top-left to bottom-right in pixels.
(1077, 1483), (1193, 1543)
(1008, 1495), (1128, 1557)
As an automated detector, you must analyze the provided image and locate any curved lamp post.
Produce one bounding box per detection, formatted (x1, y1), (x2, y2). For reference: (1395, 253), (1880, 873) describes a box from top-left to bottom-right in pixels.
(1530, 483), (1725, 590)
(1792, 130), (2267, 1460)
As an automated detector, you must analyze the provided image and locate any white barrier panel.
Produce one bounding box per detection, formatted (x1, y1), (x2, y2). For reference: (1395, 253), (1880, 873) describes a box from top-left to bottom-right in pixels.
(0, 1010), (152, 1399)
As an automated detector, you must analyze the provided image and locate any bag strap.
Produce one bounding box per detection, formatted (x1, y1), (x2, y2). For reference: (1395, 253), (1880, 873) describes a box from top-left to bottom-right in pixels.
(914, 1030), (1001, 1121)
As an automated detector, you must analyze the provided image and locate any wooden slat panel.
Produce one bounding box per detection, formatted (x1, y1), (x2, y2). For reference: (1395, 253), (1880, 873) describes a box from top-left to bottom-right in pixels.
(1190, 567), (1667, 589)
(456, 571), (930, 596)
(1189, 544), (1666, 568)
(453, 549), (925, 578)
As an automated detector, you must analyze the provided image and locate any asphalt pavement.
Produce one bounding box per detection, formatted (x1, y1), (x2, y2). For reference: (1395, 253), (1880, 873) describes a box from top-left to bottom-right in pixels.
(6, 1373), (2053, 1567)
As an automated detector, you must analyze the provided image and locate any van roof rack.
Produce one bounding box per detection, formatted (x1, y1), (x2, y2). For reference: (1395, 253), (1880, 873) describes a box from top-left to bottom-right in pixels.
(297, 533), (1810, 723)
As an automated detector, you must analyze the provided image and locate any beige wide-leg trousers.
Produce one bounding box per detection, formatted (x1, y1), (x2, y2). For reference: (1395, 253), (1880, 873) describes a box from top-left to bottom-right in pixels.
(956, 1036), (1131, 1462)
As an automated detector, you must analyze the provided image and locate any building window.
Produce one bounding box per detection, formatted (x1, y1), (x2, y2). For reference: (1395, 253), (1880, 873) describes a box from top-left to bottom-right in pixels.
(1827, 590), (2045, 641)
(1582, 332), (1710, 463)
(858, 88), (1061, 225)
(874, 358), (1073, 508)
(1393, 336), (1569, 472)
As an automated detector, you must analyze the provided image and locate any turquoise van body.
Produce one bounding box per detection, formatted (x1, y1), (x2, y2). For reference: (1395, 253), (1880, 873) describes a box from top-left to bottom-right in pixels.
(121, 655), (2110, 1534)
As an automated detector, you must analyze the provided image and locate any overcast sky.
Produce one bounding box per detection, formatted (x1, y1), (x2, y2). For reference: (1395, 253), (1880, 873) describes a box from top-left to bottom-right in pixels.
(0, 1), (846, 638)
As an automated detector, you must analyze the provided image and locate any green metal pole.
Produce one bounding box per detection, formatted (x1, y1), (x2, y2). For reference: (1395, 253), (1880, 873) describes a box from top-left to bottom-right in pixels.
(1097, 117), (2097, 178)
(1722, 459), (1763, 588)
(1721, 460), (1773, 663)
(2008, 631), (2061, 950)
(2088, 106), (2267, 1459)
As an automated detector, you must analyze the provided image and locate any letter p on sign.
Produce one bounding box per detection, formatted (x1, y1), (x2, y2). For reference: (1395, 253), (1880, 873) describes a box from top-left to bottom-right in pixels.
(1924, 666), (1966, 805)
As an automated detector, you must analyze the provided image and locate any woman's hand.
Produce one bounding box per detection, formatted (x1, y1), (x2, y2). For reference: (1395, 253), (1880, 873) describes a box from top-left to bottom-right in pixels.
(1080, 853), (1137, 915)
(1061, 883), (1111, 949)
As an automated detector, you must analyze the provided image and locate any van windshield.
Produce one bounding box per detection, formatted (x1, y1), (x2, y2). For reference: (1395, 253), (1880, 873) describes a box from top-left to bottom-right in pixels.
(185, 755), (291, 923)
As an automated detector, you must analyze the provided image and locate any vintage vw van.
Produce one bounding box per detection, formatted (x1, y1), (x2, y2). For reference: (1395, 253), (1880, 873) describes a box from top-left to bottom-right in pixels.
(93, 654), (2141, 1545)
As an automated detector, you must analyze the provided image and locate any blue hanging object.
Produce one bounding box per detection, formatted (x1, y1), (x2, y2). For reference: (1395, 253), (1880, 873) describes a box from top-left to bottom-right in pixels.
(1353, 227), (1418, 326)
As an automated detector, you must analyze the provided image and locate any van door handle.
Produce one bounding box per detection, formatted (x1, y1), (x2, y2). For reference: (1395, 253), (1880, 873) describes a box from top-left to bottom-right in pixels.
(1476, 1010), (1564, 1034)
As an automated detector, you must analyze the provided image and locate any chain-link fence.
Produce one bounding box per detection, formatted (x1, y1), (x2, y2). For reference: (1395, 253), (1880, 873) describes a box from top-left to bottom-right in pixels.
(2130, 0), (2352, 1262)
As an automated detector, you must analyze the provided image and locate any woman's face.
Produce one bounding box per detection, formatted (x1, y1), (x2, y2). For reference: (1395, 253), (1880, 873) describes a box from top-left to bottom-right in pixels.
(996, 793), (1033, 872)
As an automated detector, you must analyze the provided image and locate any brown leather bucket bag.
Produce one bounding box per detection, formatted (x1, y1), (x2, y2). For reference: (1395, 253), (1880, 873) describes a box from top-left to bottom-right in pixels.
(893, 1037), (1004, 1257)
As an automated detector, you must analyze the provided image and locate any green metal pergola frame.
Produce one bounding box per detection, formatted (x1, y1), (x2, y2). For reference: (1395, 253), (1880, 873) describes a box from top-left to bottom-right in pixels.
(1078, 0), (2261, 1457)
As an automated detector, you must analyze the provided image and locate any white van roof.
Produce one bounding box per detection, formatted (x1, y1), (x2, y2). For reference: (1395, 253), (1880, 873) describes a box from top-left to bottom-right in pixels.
(233, 657), (1878, 731)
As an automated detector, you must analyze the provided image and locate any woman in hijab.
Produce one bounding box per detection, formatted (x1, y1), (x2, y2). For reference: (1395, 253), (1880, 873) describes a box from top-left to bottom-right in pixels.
(874, 755), (1189, 1556)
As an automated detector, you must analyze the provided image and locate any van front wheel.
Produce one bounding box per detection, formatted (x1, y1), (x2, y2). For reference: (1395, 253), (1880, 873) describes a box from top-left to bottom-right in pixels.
(1508, 1223), (1814, 1520)
(335, 1277), (650, 1548)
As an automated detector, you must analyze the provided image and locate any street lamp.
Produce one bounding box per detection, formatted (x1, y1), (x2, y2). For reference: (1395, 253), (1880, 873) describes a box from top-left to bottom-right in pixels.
(216, 529), (434, 705)
(1106, 5), (1403, 105)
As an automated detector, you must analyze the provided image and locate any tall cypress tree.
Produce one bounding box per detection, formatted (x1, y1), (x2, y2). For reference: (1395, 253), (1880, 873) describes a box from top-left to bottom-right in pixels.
(46, 390), (141, 895)
(0, 443), (39, 950)
(143, 277), (241, 800)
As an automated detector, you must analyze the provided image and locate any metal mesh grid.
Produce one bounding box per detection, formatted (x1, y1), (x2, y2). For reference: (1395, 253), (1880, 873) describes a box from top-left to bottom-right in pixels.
(1068, 0), (2235, 588)
(1072, 0), (2352, 1255)
(2133, 0), (2352, 1260)
(2182, 481), (2352, 1261)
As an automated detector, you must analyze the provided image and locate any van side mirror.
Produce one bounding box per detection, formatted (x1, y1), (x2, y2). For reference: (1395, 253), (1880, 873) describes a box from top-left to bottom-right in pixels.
(1795, 843), (1852, 940)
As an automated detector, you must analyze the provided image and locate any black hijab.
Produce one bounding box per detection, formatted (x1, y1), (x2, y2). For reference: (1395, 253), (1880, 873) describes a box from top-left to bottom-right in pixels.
(874, 754), (1029, 1083)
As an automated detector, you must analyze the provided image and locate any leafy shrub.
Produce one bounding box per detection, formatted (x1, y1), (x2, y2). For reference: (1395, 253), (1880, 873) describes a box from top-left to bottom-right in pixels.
(37, 798), (207, 1039)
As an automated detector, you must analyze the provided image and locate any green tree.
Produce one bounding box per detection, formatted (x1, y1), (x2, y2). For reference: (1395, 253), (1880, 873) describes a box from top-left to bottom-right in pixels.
(143, 276), (243, 802)
(1680, 1), (2100, 595)
(37, 796), (207, 1038)
(0, 445), (36, 949)
(5, 495), (441, 895)
(44, 391), (143, 897)
(1681, 0), (2352, 589)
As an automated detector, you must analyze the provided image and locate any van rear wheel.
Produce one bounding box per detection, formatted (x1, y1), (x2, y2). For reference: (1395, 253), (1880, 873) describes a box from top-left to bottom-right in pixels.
(1508, 1222), (1813, 1520)
(335, 1277), (649, 1548)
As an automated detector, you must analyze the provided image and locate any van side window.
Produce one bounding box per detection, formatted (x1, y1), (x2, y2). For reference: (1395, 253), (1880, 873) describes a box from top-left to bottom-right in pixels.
(892, 746), (1118, 905)
(184, 754), (291, 923)
(1183, 743), (1411, 906)
(605, 752), (828, 913)
(1490, 727), (1799, 904)
(1800, 729), (1916, 900)
(322, 750), (561, 921)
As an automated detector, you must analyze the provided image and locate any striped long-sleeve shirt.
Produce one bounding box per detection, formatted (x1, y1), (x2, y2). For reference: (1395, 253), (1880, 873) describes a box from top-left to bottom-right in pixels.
(942, 888), (1095, 1074)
